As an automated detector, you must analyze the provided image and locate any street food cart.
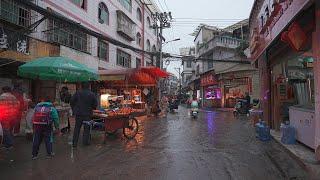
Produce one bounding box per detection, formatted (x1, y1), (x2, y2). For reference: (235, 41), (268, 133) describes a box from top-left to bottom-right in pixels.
(98, 67), (169, 113)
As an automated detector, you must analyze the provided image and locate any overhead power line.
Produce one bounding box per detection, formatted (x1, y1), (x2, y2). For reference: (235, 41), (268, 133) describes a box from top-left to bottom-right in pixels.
(163, 0), (170, 11)
(156, 0), (165, 12)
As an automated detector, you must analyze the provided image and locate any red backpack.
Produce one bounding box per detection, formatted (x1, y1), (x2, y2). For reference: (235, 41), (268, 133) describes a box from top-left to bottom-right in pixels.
(33, 105), (52, 125)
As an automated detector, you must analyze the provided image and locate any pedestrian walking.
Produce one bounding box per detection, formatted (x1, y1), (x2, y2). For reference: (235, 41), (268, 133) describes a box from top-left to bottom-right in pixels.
(0, 86), (19, 149)
(59, 86), (71, 104)
(70, 82), (98, 148)
(32, 98), (59, 160)
(161, 95), (169, 117)
(12, 84), (25, 136)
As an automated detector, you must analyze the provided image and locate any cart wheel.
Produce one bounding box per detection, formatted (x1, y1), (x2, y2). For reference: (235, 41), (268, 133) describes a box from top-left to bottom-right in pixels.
(83, 123), (91, 145)
(123, 117), (139, 139)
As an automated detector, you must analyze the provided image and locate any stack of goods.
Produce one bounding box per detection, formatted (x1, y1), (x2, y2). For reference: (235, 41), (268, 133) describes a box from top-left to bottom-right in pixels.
(107, 107), (133, 118)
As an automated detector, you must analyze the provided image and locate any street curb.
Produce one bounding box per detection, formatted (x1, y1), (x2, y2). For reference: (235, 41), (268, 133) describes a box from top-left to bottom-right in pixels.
(270, 135), (320, 179)
(271, 136), (308, 171)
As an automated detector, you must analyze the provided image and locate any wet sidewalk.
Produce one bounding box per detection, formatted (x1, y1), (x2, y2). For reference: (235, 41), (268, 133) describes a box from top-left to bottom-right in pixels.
(0, 106), (309, 180)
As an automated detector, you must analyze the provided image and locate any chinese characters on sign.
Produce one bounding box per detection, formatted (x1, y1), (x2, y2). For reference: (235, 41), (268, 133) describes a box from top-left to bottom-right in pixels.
(0, 26), (28, 54)
(201, 73), (218, 87)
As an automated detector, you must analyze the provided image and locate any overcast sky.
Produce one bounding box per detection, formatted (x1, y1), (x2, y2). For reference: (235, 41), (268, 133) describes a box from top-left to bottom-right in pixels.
(155, 0), (254, 76)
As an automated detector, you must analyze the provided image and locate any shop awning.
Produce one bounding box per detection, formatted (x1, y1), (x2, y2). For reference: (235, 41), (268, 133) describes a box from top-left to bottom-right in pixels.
(99, 68), (157, 86)
(140, 66), (170, 78)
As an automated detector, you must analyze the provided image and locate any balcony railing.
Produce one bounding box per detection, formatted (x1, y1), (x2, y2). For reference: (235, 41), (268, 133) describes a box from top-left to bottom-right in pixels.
(117, 10), (135, 41)
(198, 36), (242, 56)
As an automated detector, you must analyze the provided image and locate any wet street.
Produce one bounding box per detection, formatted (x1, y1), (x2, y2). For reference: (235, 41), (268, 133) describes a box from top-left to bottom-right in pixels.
(0, 106), (309, 180)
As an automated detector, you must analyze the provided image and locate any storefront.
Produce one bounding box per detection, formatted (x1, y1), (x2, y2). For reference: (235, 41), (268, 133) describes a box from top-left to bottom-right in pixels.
(219, 72), (253, 108)
(99, 67), (169, 111)
(249, 0), (320, 152)
(201, 71), (222, 108)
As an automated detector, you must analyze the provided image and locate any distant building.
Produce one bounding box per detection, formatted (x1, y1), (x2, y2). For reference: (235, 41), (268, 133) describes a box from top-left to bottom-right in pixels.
(189, 20), (260, 108)
(180, 47), (195, 88)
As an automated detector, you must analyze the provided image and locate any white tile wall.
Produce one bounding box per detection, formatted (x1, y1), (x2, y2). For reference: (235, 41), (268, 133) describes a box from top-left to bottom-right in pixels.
(36, 0), (159, 70)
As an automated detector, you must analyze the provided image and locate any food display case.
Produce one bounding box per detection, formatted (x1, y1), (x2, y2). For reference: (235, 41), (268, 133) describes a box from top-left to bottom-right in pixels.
(100, 88), (146, 110)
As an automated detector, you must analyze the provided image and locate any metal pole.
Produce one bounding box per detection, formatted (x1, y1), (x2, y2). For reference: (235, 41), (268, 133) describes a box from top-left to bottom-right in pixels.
(159, 24), (163, 69)
(179, 67), (182, 97)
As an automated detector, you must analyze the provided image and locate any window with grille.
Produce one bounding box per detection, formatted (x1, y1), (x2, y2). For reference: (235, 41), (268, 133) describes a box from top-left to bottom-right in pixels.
(98, 3), (109, 25)
(187, 61), (192, 68)
(47, 19), (89, 53)
(136, 58), (141, 68)
(136, 8), (142, 22)
(136, 32), (141, 46)
(208, 61), (213, 69)
(146, 39), (150, 51)
(146, 17), (151, 28)
(117, 49), (131, 68)
(98, 40), (108, 61)
(71, 0), (86, 9)
(0, 0), (30, 27)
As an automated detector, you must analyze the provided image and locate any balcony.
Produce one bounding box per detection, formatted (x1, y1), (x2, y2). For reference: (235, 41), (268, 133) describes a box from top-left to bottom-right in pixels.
(117, 10), (135, 41)
(198, 36), (242, 56)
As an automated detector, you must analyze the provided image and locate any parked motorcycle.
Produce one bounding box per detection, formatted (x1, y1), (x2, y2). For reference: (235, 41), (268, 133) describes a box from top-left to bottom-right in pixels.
(233, 99), (250, 117)
(233, 99), (259, 117)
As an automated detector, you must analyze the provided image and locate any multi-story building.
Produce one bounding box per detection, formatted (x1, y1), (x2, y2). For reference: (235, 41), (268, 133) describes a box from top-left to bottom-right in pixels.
(164, 75), (179, 96)
(180, 47), (195, 88)
(33, 0), (161, 70)
(191, 20), (259, 108)
(0, 0), (162, 101)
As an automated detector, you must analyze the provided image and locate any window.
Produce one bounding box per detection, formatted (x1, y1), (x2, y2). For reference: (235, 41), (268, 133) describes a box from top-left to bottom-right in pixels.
(147, 17), (151, 28)
(118, 0), (132, 12)
(47, 19), (89, 53)
(146, 40), (150, 51)
(152, 45), (156, 52)
(117, 49), (131, 68)
(98, 3), (109, 25)
(208, 61), (213, 69)
(136, 58), (141, 68)
(71, 0), (86, 9)
(146, 62), (152, 66)
(0, 0), (30, 27)
(187, 61), (192, 68)
(136, 8), (142, 22)
(153, 27), (157, 35)
(136, 32), (141, 46)
(98, 40), (108, 61)
(196, 65), (200, 75)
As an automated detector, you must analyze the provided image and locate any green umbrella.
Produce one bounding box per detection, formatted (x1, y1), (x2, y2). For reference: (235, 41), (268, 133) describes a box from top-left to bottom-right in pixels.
(18, 56), (98, 82)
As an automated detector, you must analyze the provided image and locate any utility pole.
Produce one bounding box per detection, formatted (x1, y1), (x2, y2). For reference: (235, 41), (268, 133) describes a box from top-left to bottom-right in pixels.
(152, 12), (172, 69)
(174, 67), (182, 97)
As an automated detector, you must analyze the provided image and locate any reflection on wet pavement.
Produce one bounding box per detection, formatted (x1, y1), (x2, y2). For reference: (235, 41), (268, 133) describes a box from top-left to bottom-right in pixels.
(0, 106), (308, 180)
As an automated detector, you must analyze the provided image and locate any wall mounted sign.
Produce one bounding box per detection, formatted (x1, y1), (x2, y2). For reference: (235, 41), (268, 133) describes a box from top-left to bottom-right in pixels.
(250, 0), (310, 61)
(201, 73), (218, 87)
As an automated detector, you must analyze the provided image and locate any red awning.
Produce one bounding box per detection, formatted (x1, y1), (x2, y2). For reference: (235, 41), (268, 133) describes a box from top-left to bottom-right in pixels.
(99, 68), (156, 86)
(140, 66), (170, 78)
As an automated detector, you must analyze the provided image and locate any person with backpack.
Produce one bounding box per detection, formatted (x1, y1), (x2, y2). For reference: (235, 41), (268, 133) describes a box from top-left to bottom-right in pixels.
(32, 97), (59, 160)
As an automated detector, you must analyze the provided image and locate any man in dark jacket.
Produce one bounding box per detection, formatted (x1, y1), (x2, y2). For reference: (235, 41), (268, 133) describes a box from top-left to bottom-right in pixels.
(70, 82), (97, 148)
